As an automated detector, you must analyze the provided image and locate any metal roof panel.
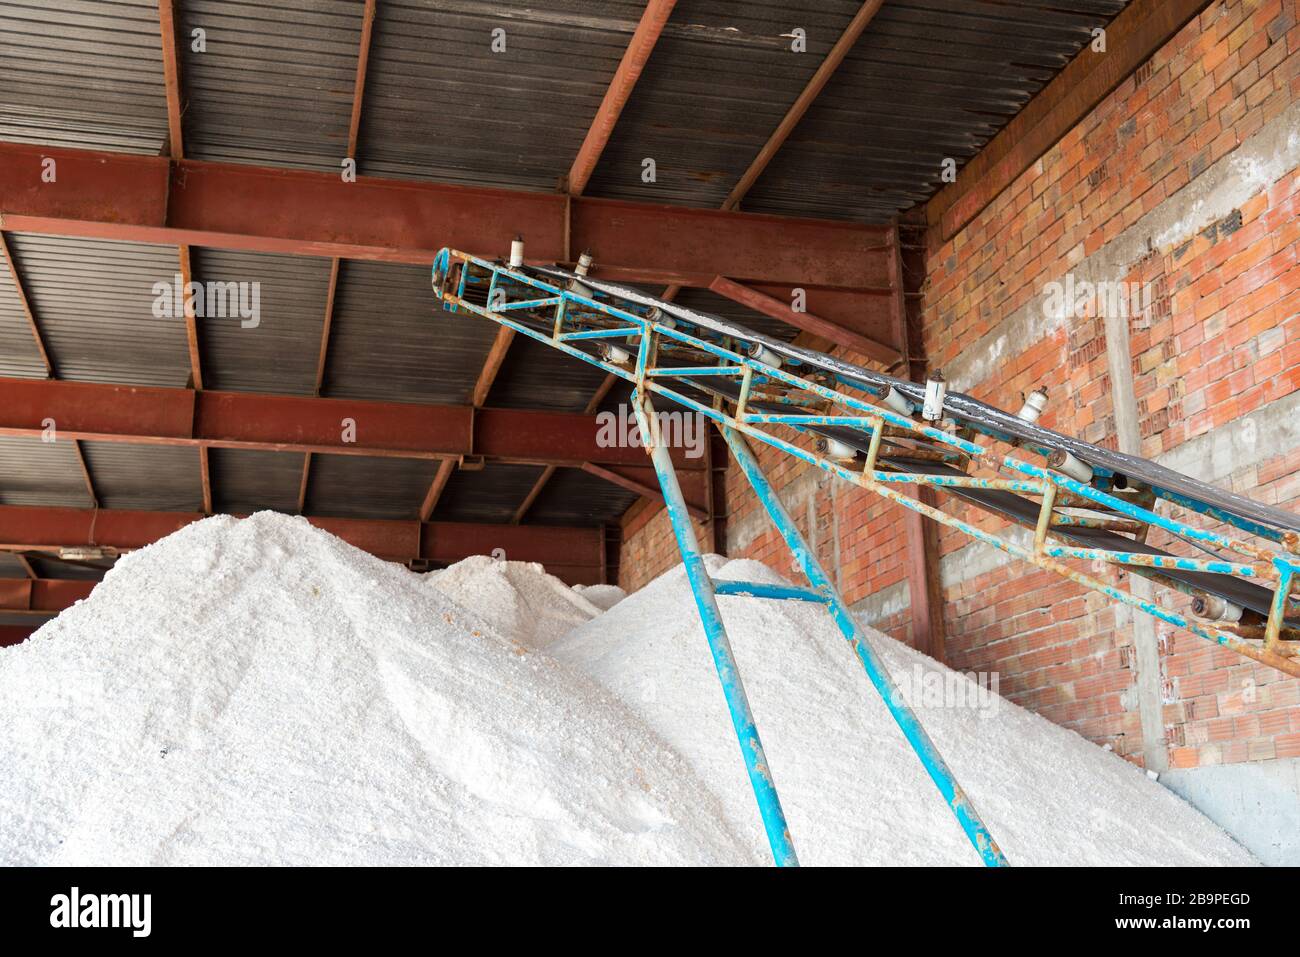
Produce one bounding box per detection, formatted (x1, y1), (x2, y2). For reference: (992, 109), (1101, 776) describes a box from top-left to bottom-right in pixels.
(0, 0), (169, 153)
(6, 234), (192, 387)
(192, 248), (330, 395)
(80, 440), (204, 511)
(324, 260), (497, 405)
(305, 451), (438, 519)
(209, 447), (305, 515)
(177, 0), (363, 170)
(360, 0), (648, 191)
(0, 436), (88, 507)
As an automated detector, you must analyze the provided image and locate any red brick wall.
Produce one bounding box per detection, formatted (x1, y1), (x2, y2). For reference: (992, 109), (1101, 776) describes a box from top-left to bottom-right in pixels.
(619, 0), (1300, 770)
(922, 0), (1299, 769)
(620, 372), (914, 639)
(617, 499), (711, 593)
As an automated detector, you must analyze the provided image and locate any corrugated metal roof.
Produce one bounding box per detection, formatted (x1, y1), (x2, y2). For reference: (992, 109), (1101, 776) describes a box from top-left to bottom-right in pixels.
(527, 466), (638, 527)
(435, 461), (546, 523)
(0, 0), (169, 153)
(177, 0), (362, 170)
(0, 0), (1131, 540)
(80, 441), (203, 510)
(0, 245), (46, 379)
(324, 259), (497, 404)
(305, 451), (438, 519)
(360, 0), (648, 190)
(740, 0), (1128, 221)
(483, 334), (612, 411)
(192, 248), (330, 395)
(0, 436), (89, 507)
(23, 553), (115, 580)
(583, 0), (866, 207)
(6, 234), (192, 387)
(210, 447), (304, 515)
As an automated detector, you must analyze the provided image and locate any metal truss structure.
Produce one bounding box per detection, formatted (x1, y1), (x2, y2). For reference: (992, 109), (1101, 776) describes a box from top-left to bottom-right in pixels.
(433, 245), (1300, 867)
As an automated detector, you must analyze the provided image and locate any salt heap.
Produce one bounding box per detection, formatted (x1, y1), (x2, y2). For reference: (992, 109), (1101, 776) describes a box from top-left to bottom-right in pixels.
(426, 555), (602, 649)
(572, 583), (627, 612)
(551, 557), (1256, 867)
(0, 513), (758, 866)
(0, 515), (1255, 867)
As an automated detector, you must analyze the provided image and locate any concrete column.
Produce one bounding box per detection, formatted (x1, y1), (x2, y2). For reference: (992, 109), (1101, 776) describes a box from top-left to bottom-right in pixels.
(1102, 308), (1169, 772)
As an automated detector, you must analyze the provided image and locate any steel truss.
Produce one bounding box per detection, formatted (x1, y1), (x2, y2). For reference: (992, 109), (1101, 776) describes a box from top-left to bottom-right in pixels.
(433, 246), (1299, 866)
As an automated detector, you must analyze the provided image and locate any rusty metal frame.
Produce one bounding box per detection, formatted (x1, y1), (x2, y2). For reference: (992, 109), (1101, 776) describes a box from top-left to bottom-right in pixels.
(0, 231), (53, 377)
(566, 0), (677, 197)
(438, 247), (1009, 866)
(302, 0), (377, 517)
(0, 377), (707, 470)
(157, 0), (210, 512)
(0, 504), (606, 583)
(433, 247), (1300, 679)
(707, 274), (898, 366)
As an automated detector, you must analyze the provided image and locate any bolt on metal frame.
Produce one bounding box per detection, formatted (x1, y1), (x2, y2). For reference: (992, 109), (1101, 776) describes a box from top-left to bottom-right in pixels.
(432, 246), (1300, 864)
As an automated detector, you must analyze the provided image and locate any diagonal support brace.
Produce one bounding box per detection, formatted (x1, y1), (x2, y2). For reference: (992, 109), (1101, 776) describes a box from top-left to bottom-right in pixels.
(631, 390), (799, 866)
(719, 423), (1009, 867)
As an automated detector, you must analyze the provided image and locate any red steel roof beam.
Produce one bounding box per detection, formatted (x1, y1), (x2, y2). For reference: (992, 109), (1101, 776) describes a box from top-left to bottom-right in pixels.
(0, 143), (890, 290)
(0, 626), (35, 647)
(580, 462), (708, 520)
(157, 0), (210, 512)
(0, 377), (704, 470)
(0, 578), (95, 613)
(418, 458), (456, 523)
(0, 506), (603, 576)
(305, 0), (380, 511)
(0, 232), (53, 377)
(707, 275), (899, 365)
(567, 0), (677, 197)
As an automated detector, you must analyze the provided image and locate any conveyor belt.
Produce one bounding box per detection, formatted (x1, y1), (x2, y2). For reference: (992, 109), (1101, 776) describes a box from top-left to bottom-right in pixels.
(438, 246), (1299, 867)
(533, 265), (1300, 543)
(688, 376), (1296, 625)
(442, 245), (1300, 681)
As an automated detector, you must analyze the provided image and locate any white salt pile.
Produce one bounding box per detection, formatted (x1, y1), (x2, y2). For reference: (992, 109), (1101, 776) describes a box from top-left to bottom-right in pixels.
(0, 514), (1254, 866)
(0, 513), (758, 866)
(551, 557), (1256, 867)
(425, 555), (602, 649)
(573, 583), (626, 612)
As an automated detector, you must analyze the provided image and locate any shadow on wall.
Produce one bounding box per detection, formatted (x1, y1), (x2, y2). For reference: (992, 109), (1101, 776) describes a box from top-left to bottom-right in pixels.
(1161, 758), (1300, 866)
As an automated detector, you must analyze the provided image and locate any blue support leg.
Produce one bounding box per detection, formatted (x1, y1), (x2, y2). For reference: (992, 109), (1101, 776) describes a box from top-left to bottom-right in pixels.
(632, 391), (799, 867)
(720, 424), (1009, 867)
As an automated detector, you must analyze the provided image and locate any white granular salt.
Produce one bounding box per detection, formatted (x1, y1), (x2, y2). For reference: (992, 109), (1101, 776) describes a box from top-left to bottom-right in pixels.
(425, 555), (601, 650)
(572, 583), (627, 612)
(0, 513), (758, 866)
(550, 557), (1257, 867)
(0, 514), (1257, 867)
